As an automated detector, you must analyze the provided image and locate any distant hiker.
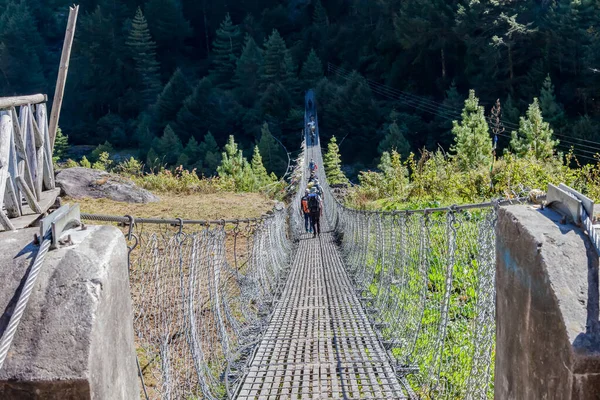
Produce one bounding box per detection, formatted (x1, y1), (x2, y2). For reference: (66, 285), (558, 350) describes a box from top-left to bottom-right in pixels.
(307, 116), (316, 144)
(308, 172), (316, 183)
(313, 178), (323, 196)
(309, 159), (317, 172)
(308, 187), (323, 238)
(301, 189), (312, 233)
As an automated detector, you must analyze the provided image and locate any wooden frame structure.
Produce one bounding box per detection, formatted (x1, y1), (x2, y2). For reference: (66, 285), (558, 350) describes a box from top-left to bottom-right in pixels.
(0, 94), (60, 231)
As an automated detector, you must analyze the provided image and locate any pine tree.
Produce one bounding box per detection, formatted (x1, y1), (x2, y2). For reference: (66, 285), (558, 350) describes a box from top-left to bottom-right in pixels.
(258, 122), (286, 176)
(174, 78), (217, 143)
(313, 0), (329, 28)
(176, 152), (190, 168)
(53, 127), (69, 163)
(323, 136), (348, 185)
(155, 125), (183, 165)
(539, 75), (566, 132)
(151, 68), (192, 133)
(0, 0), (45, 94)
(126, 8), (162, 106)
(510, 98), (558, 160)
(503, 94), (520, 126)
(283, 51), (300, 100)
(234, 35), (263, 106)
(217, 135), (254, 191)
(251, 145), (273, 188)
(144, 0), (191, 74)
(261, 29), (287, 87)
(184, 136), (201, 160)
(378, 120), (411, 158)
(134, 112), (156, 152)
(210, 13), (242, 87)
(300, 49), (324, 90)
(199, 132), (221, 175)
(451, 89), (493, 171)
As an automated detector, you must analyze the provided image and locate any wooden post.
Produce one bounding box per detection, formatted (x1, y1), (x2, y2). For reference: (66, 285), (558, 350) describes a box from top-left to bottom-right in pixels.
(49, 5), (79, 149)
(0, 114), (15, 230)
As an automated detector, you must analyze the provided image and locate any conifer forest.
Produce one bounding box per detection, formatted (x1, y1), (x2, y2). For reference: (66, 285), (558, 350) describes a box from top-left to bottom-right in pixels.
(2, 0), (600, 183)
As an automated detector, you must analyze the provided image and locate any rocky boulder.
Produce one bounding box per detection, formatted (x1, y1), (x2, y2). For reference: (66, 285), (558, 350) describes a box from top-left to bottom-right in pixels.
(56, 167), (159, 204)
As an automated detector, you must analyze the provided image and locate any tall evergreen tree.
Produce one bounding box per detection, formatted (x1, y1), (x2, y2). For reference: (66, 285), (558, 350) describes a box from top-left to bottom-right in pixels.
(510, 98), (558, 160)
(503, 94), (520, 126)
(451, 90), (493, 171)
(378, 119), (411, 158)
(283, 51), (300, 100)
(181, 135), (202, 171)
(151, 68), (192, 133)
(539, 75), (566, 132)
(199, 132), (221, 175)
(258, 122), (286, 176)
(300, 49), (324, 90)
(126, 8), (162, 106)
(261, 29), (287, 88)
(210, 13), (242, 87)
(174, 78), (223, 143)
(323, 136), (348, 185)
(154, 124), (183, 165)
(144, 0), (192, 74)
(394, 0), (459, 81)
(313, 0), (329, 28)
(234, 35), (263, 106)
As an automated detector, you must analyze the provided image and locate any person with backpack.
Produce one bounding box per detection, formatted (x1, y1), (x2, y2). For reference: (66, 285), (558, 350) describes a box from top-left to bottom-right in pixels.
(309, 159), (317, 173)
(300, 189), (312, 233)
(307, 187), (323, 238)
(313, 178), (323, 197)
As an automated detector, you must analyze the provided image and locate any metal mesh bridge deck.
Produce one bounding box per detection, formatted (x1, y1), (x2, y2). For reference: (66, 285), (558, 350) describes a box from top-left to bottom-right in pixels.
(236, 223), (408, 399)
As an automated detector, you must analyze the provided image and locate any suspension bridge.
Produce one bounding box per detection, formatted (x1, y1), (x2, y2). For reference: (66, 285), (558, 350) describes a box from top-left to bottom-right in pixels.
(0, 91), (518, 399)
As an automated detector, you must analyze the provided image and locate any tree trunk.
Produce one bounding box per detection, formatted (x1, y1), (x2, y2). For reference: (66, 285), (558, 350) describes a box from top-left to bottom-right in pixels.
(508, 43), (514, 90)
(441, 47), (446, 79)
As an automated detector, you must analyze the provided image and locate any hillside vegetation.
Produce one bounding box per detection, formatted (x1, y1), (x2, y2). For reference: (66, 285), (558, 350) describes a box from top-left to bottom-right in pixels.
(3, 0), (600, 182)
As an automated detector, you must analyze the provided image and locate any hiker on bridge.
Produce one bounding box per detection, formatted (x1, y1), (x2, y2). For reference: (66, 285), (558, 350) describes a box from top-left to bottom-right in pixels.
(308, 186), (323, 238)
(307, 116), (316, 145)
(300, 189), (312, 234)
(309, 159), (317, 173)
(313, 178), (323, 197)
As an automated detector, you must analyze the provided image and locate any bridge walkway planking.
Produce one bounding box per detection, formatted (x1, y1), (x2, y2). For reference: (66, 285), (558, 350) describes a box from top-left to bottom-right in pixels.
(236, 217), (408, 399)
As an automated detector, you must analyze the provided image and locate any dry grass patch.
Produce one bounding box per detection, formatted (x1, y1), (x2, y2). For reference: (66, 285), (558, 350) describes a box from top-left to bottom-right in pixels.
(67, 192), (276, 220)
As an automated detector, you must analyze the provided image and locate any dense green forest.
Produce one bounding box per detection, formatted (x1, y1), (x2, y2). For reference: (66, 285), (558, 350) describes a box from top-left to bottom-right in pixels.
(2, 0), (600, 178)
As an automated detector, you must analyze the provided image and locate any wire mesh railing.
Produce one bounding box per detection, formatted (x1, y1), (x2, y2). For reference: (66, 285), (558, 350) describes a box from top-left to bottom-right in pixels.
(82, 206), (292, 400)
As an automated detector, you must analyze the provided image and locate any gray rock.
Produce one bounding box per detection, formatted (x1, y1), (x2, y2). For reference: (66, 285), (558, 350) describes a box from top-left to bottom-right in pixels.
(0, 226), (140, 399)
(496, 205), (600, 400)
(56, 167), (159, 204)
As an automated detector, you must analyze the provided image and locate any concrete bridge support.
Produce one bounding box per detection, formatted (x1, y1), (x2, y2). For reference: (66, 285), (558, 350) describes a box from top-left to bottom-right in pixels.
(496, 205), (600, 399)
(0, 225), (139, 399)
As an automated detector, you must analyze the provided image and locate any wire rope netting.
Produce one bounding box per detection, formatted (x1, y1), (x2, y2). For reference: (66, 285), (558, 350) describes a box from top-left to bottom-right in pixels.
(82, 207), (291, 400)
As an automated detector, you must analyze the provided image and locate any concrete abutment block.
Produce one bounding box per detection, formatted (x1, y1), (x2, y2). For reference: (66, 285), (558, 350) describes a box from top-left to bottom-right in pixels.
(0, 225), (139, 399)
(496, 205), (600, 400)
